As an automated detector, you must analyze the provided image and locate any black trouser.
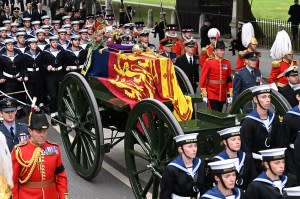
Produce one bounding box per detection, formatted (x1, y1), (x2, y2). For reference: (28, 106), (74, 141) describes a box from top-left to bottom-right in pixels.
(208, 99), (225, 112)
(45, 71), (65, 113)
(26, 71), (44, 105)
(2, 78), (25, 102)
(291, 23), (299, 40)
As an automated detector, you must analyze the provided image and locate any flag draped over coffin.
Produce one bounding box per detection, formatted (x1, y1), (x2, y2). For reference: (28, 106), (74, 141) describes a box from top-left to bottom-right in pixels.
(85, 49), (193, 121)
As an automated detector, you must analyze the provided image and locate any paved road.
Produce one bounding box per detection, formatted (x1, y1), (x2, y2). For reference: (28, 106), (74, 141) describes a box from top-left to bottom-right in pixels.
(48, 125), (135, 199)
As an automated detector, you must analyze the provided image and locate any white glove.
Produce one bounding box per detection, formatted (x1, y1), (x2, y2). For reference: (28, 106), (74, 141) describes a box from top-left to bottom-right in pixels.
(270, 82), (278, 91)
(202, 97), (208, 104)
(227, 96), (233, 104)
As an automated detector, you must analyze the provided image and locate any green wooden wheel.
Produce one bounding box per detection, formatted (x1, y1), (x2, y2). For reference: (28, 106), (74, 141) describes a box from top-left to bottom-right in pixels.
(174, 65), (195, 95)
(230, 87), (291, 116)
(57, 72), (103, 180)
(125, 99), (184, 199)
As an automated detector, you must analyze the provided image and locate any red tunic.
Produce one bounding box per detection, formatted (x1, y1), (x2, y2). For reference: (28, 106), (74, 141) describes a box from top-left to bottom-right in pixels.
(200, 44), (214, 68)
(12, 141), (68, 199)
(200, 57), (233, 101)
(235, 49), (260, 71)
(268, 59), (298, 86)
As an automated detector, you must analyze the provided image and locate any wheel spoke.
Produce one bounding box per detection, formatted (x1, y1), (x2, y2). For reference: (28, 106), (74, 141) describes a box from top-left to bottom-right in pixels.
(81, 135), (94, 167)
(129, 149), (150, 161)
(131, 130), (151, 157)
(69, 133), (79, 152)
(141, 175), (153, 197)
(60, 111), (76, 122)
(65, 86), (77, 113)
(133, 167), (150, 176)
(76, 137), (82, 163)
(62, 97), (76, 118)
(82, 133), (96, 157)
(138, 116), (152, 147)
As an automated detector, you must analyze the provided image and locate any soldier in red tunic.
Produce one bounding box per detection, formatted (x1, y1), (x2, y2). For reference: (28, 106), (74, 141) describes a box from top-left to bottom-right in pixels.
(236, 22), (260, 71)
(199, 28), (220, 68)
(159, 24), (183, 58)
(180, 26), (199, 56)
(11, 113), (69, 199)
(268, 30), (299, 88)
(200, 40), (233, 112)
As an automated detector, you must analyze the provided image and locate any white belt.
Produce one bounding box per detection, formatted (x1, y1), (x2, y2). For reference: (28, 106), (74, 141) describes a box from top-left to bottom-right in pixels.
(290, 144), (295, 149)
(171, 193), (195, 199)
(27, 67), (40, 72)
(68, 65), (84, 70)
(51, 66), (63, 71)
(252, 152), (262, 160)
(3, 72), (20, 78)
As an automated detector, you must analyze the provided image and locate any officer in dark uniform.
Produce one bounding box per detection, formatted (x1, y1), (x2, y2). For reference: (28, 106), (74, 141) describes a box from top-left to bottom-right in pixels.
(246, 148), (288, 199)
(43, 36), (65, 121)
(201, 159), (245, 199)
(282, 84), (300, 185)
(0, 98), (29, 151)
(240, 84), (283, 177)
(213, 126), (256, 189)
(233, 52), (262, 101)
(24, 38), (45, 105)
(137, 30), (156, 52)
(159, 38), (176, 62)
(0, 39), (25, 102)
(175, 39), (199, 92)
(278, 66), (299, 107)
(160, 133), (207, 198)
(63, 34), (87, 73)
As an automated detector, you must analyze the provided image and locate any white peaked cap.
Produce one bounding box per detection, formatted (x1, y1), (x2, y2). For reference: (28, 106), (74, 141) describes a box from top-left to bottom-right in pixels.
(208, 159), (237, 174)
(207, 28), (220, 38)
(242, 22), (255, 48)
(284, 186), (300, 196)
(173, 133), (198, 146)
(259, 148), (286, 161)
(217, 126), (241, 139)
(270, 30), (292, 59)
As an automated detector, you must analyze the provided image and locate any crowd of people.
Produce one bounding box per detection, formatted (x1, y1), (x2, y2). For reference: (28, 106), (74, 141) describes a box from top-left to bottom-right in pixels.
(0, 0), (300, 198)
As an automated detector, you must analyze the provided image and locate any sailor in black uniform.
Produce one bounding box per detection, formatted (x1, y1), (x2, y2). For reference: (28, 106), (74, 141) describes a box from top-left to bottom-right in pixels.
(63, 34), (87, 73)
(213, 126), (255, 189)
(201, 159), (245, 199)
(43, 35), (65, 122)
(0, 38), (25, 101)
(35, 29), (48, 51)
(49, 20), (61, 36)
(79, 29), (89, 50)
(160, 133), (207, 199)
(23, 38), (45, 105)
(246, 148), (288, 199)
(282, 84), (300, 185)
(14, 31), (27, 53)
(240, 84), (283, 177)
(22, 17), (32, 36)
(57, 28), (70, 50)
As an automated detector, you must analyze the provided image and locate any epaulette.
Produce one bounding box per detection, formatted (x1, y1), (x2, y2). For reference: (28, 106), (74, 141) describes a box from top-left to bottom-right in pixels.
(272, 60), (280, 68)
(201, 47), (207, 55)
(46, 140), (59, 146)
(15, 141), (28, 148)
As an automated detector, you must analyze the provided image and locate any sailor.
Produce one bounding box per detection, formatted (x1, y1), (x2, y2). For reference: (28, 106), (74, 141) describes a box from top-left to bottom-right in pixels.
(62, 15), (71, 25)
(160, 133), (207, 198)
(199, 28), (220, 68)
(10, 22), (19, 40)
(71, 20), (80, 35)
(175, 38), (199, 92)
(79, 29), (89, 49)
(213, 126), (255, 189)
(22, 17), (32, 36)
(201, 159), (245, 199)
(41, 25), (52, 42)
(282, 84), (300, 185)
(240, 84), (283, 176)
(11, 113), (69, 199)
(245, 148), (288, 199)
(30, 20), (41, 37)
(0, 39), (26, 102)
(35, 29), (48, 51)
(14, 31), (27, 53)
(0, 98), (29, 151)
(278, 66), (299, 107)
(63, 34), (87, 73)
(236, 22), (260, 71)
(41, 15), (51, 26)
(62, 24), (72, 40)
(200, 40), (233, 111)
(269, 30), (299, 89)
(43, 36), (65, 122)
(24, 38), (45, 105)
(57, 28), (69, 50)
(49, 19), (61, 36)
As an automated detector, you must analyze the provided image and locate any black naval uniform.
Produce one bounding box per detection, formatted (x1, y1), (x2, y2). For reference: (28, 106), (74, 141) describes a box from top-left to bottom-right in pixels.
(63, 46), (87, 73)
(24, 48), (45, 104)
(279, 84), (298, 107)
(282, 106), (300, 185)
(160, 155), (207, 199)
(213, 150), (256, 189)
(43, 45), (65, 114)
(233, 66), (261, 101)
(0, 122), (29, 151)
(246, 171), (288, 199)
(175, 54), (199, 92)
(0, 49), (25, 100)
(240, 110), (282, 176)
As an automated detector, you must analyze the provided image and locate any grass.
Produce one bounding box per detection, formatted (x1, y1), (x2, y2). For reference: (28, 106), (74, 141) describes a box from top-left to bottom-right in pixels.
(249, 0), (291, 20)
